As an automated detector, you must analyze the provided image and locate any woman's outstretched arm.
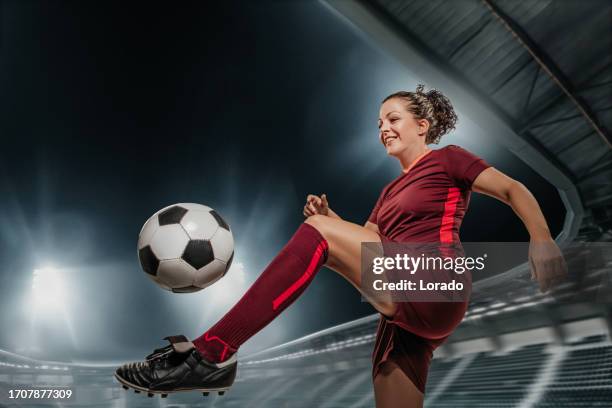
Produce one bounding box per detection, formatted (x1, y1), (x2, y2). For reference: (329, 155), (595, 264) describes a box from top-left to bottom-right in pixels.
(472, 167), (568, 292)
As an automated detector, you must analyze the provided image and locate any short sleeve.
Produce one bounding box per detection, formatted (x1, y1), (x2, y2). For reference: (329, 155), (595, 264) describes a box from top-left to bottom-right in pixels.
(443, 145), (490, 189)
(368, 190), (385, 224)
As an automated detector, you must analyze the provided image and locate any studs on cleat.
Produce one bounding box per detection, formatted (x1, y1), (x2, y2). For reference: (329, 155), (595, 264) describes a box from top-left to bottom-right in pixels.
(122, 385), (129, 390)
(134, 390), (141, 394)
(218, 391), (225, 396)
(203, 392), (210, 396)
(161, 394), (168, 398)
(148, 393), (154, 398)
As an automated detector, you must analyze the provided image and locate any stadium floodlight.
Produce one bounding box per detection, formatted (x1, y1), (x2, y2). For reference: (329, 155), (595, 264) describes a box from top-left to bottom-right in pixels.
(32, 267), (66, 311)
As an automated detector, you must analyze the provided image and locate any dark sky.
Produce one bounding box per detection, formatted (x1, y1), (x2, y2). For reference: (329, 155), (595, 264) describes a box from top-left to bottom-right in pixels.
(0, 0), (564, 362)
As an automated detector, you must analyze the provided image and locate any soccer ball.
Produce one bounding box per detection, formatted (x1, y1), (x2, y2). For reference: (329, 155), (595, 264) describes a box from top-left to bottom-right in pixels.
(137, 203), (234, 293)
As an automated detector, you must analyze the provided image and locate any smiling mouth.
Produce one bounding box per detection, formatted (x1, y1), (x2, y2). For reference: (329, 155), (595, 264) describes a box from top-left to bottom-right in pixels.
(384, 136), (398, 146)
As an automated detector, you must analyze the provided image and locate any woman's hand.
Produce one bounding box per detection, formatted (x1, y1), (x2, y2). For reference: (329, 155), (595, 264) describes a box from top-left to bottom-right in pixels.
(528, 238), (568, 292)
(303, 194), (329, 217)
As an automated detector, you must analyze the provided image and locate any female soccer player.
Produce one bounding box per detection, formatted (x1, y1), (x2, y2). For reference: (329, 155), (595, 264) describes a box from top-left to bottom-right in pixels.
(116, 85), (566, 407)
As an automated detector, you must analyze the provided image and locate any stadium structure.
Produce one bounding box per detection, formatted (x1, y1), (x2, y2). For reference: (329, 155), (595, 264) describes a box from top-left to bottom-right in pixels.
(1, 301), (612, 407)
(1, 0), (611, 407)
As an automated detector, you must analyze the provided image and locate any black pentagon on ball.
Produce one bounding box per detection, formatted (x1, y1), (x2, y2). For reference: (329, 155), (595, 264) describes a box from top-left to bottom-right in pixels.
(172, 285), (201, 293)
(139, 245), (159, 276)
(158, 205), (188, 226)
(182, 239), (215, 269)
(209, 210), (230, 231)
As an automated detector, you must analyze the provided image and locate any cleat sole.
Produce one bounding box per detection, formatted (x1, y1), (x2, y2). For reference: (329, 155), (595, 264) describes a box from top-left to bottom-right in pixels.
(115, 373), (230, 397)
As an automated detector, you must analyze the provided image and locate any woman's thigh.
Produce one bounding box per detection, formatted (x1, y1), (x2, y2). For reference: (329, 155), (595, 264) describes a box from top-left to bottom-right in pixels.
(304, 215), (397, 317)
(374, 361), (424, 408)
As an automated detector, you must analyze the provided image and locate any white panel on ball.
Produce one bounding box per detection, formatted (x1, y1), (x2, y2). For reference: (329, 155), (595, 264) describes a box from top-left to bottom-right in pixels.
(149, 224), (190, 260)
(210, 227), (234, 262)
(180, 210), (219, 240)
(149, 274), (171, 291)
(175, 203), (213, 212)
(194, 259), (227, 288)
(157, 259), (197, 288)
(138, 217), (159, 250)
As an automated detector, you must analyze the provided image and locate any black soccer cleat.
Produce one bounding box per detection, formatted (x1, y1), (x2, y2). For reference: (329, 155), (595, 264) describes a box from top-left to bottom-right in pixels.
(114, 335), (237, 396)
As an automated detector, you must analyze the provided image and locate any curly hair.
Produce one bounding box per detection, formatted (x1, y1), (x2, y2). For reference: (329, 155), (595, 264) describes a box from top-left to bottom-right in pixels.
(382, 84), (458, 144)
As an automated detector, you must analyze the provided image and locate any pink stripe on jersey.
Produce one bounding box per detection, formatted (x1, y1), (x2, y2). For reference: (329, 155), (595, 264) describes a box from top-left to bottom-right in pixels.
(439, 187), (460, 243)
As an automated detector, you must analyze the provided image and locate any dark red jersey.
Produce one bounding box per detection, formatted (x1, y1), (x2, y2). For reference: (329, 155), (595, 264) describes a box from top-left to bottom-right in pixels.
(369, 145), (490, 394)
(368, 144), (490, 244)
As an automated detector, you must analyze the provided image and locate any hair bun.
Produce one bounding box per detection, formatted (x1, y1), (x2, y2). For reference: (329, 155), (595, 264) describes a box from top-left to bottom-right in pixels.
(415, 84), (457, 144)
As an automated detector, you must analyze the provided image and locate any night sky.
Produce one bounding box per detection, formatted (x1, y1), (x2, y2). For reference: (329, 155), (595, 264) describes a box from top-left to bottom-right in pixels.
(0, 0), (564, 363)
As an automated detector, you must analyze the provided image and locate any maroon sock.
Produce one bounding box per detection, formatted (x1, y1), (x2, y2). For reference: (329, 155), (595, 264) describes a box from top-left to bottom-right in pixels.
(193, 223), (329, 363)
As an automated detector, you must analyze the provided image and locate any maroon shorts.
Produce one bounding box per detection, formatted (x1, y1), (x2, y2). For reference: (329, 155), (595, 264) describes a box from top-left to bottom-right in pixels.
(372, 233), (469, 393)
(371, 301), (468, 393)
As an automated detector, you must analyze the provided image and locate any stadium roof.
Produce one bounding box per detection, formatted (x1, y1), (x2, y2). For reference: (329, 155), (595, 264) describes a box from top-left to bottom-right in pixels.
(324, 0), (612, 243)
(322, 0), (612, 301)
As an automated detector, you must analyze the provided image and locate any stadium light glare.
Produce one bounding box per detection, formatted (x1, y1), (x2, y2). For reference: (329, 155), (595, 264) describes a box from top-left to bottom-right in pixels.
(31, 267), (66, 311)
(207, 261), (247, 309)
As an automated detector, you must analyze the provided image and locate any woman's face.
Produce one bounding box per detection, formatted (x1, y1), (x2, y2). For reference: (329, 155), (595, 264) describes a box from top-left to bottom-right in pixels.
(378, 98), (429, 156)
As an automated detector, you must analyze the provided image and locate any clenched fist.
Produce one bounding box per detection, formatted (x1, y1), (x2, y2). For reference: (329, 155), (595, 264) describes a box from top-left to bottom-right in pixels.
(303, 194), (329, 218)
(529, 239), (568, 293)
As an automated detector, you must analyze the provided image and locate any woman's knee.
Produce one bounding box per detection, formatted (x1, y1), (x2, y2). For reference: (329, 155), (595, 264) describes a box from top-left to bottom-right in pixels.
(304, 215), (328, 235)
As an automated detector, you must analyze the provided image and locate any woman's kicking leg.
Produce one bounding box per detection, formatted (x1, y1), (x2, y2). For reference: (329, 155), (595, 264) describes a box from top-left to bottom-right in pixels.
(304, 215), (397, 317)
(193, 214), (396, 363)
(115, 215), (400, 395)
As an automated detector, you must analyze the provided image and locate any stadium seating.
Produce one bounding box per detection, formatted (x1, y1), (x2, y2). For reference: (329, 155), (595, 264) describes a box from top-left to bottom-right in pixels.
(427, 344), (547, 407)
(535, 343), (612, 408)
